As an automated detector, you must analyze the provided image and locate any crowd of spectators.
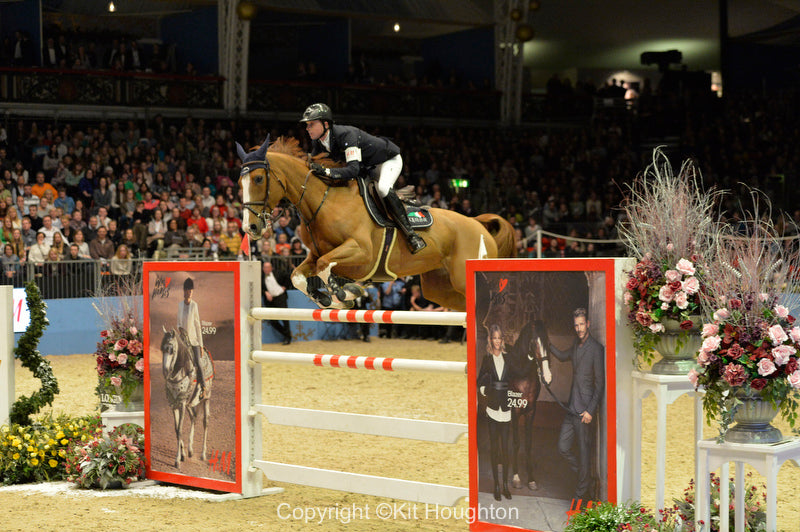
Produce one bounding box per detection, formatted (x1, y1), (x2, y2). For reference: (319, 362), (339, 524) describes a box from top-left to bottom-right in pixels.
(0, 80), (798, 331)
(1, 27), (185, 74)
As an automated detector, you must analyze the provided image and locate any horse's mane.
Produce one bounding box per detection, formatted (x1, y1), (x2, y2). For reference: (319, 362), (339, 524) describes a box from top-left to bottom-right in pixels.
(265, 136), (342, 168)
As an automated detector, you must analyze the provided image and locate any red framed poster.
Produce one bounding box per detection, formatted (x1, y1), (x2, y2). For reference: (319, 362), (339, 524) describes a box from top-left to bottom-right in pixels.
(467, 258), (617, 531)
(143, 261), (243, 492)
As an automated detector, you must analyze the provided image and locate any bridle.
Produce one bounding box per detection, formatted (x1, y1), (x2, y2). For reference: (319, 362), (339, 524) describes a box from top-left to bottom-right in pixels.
(240, 151), (286, 231)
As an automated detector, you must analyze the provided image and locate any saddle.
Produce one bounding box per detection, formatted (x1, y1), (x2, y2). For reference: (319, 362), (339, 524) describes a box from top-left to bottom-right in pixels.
(355, 177), (433, 229)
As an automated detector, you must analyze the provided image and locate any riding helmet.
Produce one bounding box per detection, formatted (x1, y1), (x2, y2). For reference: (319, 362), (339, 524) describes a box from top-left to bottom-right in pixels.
(300, 103), (333, 125)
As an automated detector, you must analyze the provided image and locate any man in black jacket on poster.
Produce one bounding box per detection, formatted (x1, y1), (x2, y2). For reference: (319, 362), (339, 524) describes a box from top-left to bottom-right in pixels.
(262, 260), (292, 345)
(548, 307), (605, 503)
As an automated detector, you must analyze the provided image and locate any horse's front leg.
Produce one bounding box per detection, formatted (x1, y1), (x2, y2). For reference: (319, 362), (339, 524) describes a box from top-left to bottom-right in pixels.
(172, 406), (184, 469)
(291, 256), (335, 308)
(187, 406), (196, 458)
(316, 239), (371, 306)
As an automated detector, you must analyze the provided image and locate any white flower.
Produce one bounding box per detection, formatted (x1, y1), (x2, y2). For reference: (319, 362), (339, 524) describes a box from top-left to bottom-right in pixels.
(702, 323), (718, 338)
(772, 344), (796, 366)
(788, 370), (800, 389)
(682, 276), (700, 295)
(775, 305), (790, 319)
(688, 368), (700, 386)
(674, 291), (689, 310)
(661, 302), (670, 311)
(790, 327), (800, 344)
(658, 285), (675, 303)
(649, 323), (665, 333)
(676, 258), (695, 276)
(664, 270), (682, 283)
(757, 358), (777, 376)
(701, 335), (721, 353)
(713, 308), (731, 322)
(768, 324), (788, 345)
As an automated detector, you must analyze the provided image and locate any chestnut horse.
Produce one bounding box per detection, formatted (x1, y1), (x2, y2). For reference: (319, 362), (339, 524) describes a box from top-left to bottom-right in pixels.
(237, 136), (516, 311)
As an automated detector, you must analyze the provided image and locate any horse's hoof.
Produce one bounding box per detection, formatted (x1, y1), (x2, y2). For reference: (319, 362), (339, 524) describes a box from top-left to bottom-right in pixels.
(512, 474), (522, 489)
(343, 283), (365, 299)
(528, 481), (538, 490)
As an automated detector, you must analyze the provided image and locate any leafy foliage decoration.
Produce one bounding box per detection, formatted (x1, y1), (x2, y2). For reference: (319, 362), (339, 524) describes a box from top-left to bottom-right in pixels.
(10, 281), (58, 425)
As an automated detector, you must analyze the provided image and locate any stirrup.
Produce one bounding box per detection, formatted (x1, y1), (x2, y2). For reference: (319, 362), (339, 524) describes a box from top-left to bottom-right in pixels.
(407, 234), (426, 254)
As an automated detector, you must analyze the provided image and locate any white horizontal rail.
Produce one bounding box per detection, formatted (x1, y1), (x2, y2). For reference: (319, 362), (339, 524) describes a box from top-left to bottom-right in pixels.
(251, 405), (467, 443)
(250, 307), (466, 327)
(251, 460), (467, 507)
(252, 351), (467, 374)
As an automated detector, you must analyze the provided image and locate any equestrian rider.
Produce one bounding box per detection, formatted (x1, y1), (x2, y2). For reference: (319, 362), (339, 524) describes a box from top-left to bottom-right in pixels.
(300, 103), (427, 254)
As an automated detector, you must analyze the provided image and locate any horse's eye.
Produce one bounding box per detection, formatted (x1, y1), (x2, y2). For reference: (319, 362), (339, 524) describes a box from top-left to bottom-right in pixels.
(254, 175), (264, 184)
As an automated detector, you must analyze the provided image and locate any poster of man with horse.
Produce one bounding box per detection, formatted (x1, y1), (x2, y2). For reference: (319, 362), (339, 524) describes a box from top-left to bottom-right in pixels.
(143, 262), (242, 492)
(467, 258), (617, 532)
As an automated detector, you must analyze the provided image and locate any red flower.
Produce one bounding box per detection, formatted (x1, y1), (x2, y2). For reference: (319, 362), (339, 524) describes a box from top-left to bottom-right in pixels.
(785, 358), (799, 375)
(626, 278), (639, 290)
(723, 362), (747, 386)
(727, 343), (744, 360)
(729, 298), (742, 309)
(680, 320), (694, 330)
(668, 280), (682, 291)
(750, 378), (768, 391)
(100, 330), (109, 337)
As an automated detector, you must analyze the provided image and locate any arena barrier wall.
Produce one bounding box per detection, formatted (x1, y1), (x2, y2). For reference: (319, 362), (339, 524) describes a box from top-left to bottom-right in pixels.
(245, 306), (470, 506)
(1, 286), (13, 425)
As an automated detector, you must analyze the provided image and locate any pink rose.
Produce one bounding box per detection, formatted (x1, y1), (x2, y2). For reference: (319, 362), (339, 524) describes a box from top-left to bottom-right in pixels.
(135, 359), (144, 372)
(775, 305), (790, 319)
(688, 368), (700, 386)
(757, 358), (777, 376)
(624, 292), (633, 305)
(661, 302), (670, 311)
(108, 353), (117, 362)
(788, 370), (800, 389)
(676, 258), (696, 276)
(658, 285), (675, 303)
(791, 327), (800, 344)
(649, 323), (665, 333)
(702, 323), (718, 338)
(713, 308), (731, 322)
(114, 339), (129, 352)
(664, 270), (682, 283)
(723, 363), (747, 386)
(697, 350), (716, 366)
(771, 344), (796, 366)
(674, 291), (689, 310)
(117, 353), (128, 365)
(759, 292), (769, 302)
(110, 376), (122, 387)
(768, 324), (789, 345)
(682, 276), (700, 295)
(666, 243), (674, 252)
(701, 335), (721, 353)
(129, 326), (138, 336)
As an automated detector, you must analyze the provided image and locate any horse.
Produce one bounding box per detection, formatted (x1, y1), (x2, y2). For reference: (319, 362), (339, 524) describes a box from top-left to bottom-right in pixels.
(160, 325), (214, 470)
(236, 136), (516, 312)
(507, 319), (552, 491)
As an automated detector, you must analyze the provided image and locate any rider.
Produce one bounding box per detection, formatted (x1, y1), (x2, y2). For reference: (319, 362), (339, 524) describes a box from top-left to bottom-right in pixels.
(299, 103), (426, 254)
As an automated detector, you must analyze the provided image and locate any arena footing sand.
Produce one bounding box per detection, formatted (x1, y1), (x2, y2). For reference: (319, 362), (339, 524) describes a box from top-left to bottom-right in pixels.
(5, 339), (800, 531)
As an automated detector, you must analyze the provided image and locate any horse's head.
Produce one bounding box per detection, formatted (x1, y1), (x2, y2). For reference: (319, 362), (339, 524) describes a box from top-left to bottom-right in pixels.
(237, 135), (276, 240)
(161, 325), (179, 373)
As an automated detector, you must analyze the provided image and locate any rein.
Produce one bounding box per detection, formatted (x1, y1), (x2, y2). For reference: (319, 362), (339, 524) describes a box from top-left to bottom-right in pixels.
(241, 148), (333, 256)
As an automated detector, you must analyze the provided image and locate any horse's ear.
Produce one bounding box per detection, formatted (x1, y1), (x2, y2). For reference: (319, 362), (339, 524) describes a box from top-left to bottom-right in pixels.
(162, 324), (167, 333)
(255, 135), (269, 159)
(236, 142), (247, 162)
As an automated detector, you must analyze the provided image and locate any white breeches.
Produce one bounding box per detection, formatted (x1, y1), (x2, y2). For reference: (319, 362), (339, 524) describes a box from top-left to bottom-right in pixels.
(375, 154), (403, 197)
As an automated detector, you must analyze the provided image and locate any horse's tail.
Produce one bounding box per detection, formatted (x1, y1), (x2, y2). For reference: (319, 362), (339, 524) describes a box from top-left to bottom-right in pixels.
(475, 213), (517, 258)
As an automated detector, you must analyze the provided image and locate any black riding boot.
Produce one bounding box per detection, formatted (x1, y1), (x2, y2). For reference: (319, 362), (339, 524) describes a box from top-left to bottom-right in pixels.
(193, 346), (207, 399)
(384, 190), (426, 254)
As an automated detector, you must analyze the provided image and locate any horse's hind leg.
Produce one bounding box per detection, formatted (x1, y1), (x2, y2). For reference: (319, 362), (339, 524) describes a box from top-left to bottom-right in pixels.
(201, 400), (210, 461)
(420, 268), (466, 312)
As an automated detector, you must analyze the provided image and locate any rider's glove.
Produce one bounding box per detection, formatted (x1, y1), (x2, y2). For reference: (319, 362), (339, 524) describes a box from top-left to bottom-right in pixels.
(309, 162), (331, 177)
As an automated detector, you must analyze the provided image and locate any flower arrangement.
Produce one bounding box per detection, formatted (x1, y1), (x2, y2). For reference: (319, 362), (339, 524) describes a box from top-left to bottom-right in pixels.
(619, 148), (718, 367)
(0, 414), (102, 485)
(624, 255), (703, 365)
(95, 311), (145, 408)
(672, 473), (767, 531)
(93, 277), (144, 409)
(65, 423), (145, 489)
(563, 500), (672, 532)
(689, 207), (800, 438)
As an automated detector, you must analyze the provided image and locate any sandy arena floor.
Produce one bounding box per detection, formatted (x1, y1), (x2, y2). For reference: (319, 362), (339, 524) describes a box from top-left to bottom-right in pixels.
(4, 338), (800, 531)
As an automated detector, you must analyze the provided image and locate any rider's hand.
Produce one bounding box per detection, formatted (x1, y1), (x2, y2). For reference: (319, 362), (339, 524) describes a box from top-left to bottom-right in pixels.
(309, 162), (331, 177)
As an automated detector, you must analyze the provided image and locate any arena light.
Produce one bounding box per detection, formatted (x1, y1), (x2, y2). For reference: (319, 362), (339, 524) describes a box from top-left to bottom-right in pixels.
(393, 23), (400, 33)
(108, 1), (115, 12)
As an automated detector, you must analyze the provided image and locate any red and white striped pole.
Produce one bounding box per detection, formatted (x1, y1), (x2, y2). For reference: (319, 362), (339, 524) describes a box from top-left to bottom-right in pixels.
(251, 351), (466, 374)
(250, 307), (466, 327)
